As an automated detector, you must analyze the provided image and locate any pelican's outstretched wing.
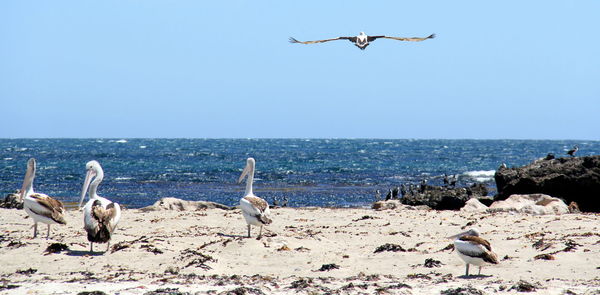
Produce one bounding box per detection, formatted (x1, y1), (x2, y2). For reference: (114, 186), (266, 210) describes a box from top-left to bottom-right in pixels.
(368, 33), (435, 42)
(289, 36), (352, 44)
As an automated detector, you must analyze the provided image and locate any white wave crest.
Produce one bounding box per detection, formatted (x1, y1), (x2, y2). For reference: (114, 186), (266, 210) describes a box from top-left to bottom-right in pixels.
(463, 170), (495, 182)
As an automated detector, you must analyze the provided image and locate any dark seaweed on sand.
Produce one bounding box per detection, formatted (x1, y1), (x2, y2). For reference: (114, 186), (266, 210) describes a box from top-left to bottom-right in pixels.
(374, 243), (406, 253)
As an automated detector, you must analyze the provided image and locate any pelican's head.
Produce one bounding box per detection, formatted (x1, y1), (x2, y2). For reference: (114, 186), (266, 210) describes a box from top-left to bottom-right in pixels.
(447, 228), (480, 240)
(79, 160), (104, 208)
(359, 31), (366, 36)
(237, 157), (256, 184)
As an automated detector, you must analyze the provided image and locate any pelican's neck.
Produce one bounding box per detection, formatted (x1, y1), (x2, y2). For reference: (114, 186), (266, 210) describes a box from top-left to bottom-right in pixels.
(244, 165), (254, 196)
(89, 167), (104, 199)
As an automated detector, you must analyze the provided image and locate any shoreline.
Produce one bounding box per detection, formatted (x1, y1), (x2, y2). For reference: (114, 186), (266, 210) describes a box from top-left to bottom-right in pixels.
(2, 205), (600, 294)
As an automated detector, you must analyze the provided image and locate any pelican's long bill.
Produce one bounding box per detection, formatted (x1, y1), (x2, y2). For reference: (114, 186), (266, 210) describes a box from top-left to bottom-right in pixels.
(447, 228), (480, 240)
(238, 164), (251, 184)
(79, 168), (96, 208)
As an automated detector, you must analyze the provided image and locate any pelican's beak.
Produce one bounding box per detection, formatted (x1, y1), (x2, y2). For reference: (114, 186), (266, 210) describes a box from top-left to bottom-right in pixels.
(238, 164), (250, 184)
(79, 169), (95, 209)
(447, 230), (471, 240)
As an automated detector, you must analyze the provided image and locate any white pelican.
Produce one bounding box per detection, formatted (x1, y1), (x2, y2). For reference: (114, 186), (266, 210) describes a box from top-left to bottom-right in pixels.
(238, 158), (272, 238)
(289, 32), (435, 50)
(448, 228), (498, 276)
(79, 160), (122, 253)
(20, 158), (67, 239)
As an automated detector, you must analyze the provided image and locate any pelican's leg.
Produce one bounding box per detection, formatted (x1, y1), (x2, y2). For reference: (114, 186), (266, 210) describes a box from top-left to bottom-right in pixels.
(90, 242), (94, 253)
(106, 241), (110, 253)
(478, 266), (482, 275)
(465, 264), (470, 276)
(33, 222), (38, 238)
(258, 226), (263, 239)
(247, 225), (251, 238)
(46, 224), (51, 240)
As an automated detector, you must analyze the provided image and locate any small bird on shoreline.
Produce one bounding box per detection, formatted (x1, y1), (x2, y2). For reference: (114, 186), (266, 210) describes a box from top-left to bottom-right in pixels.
(20, 158), (67, 239)
(238, 158), (272, 239)
(567, 145), (579, 157)
(289, 32), (435, 50)
(448, 228), (498, 277)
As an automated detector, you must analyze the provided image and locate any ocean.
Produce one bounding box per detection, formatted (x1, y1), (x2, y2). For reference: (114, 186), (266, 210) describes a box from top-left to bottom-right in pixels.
(1, 139), (597, 208)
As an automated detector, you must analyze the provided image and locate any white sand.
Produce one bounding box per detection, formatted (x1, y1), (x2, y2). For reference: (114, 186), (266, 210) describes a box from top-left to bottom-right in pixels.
(1, 204), (599, 294)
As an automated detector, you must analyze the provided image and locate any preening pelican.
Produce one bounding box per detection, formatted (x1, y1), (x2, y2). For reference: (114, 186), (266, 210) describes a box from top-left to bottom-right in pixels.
(79, 160), (121, 253)
(448, 228), (498, 276)
(238, 158), (272, 238)
(20, 158), (67, 239)
(289, 32), (435, 50)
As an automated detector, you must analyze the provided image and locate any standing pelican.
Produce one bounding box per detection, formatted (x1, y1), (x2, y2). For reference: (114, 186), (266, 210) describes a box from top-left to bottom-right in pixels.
(448, 228), (498, 276)
(79, 160), (121, 253)
(20, 158), (67, 239)
(238, 158), (272, 238)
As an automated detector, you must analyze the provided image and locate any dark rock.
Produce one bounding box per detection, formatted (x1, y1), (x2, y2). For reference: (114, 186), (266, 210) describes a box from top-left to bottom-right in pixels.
(78, 292), (108, 295)
(0, 191), (23, 209)
(401, 184), (487, 210)
(495, 155), (600, 212)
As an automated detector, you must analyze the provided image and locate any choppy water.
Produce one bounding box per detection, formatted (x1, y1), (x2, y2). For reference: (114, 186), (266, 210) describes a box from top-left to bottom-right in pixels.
(1, 139), (598, 208)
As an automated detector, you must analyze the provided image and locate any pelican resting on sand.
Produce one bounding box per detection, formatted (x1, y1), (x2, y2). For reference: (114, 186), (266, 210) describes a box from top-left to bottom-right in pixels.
(448, 228), (499, 276)
(79, 160), (122, 253)
(238, 158), (272, 238)
(20, 158), (67, 239)
(289, 32), (435, 50)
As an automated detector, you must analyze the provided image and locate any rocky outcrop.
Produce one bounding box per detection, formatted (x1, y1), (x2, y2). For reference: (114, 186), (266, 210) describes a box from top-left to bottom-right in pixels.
(460, 198), (488, 212)
(139, 197), (232, 212)
(488, 194), (569, 215)
(495, 156), (600, 212)
(400, 183), (488, 210)
(0, 191), (23, 209)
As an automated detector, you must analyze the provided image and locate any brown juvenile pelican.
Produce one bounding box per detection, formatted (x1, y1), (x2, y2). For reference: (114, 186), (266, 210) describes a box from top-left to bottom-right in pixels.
(238, 158), (272, 238)
(20, 158), (67, 239)
(289, 32), (435, 50)
(79, 160), (122, 253)
(448, 228), (498, 276)
(567, 145), (579, 157)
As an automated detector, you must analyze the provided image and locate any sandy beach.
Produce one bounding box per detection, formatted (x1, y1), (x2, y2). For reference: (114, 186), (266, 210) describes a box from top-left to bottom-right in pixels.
(1, 203), (599, 294)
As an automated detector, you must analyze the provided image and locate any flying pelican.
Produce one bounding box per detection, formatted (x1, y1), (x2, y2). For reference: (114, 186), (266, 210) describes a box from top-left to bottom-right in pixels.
(567, 145), (579, 157)
(448, 228), (498, 276)
(79, 160), (121, 253)
(289, 32), (435, 50)
(238, 158), (272, 239)
(20, 158), (67, 239)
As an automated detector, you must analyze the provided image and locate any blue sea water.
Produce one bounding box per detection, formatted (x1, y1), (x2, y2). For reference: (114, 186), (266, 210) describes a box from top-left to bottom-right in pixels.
(1, 139), (598, 208)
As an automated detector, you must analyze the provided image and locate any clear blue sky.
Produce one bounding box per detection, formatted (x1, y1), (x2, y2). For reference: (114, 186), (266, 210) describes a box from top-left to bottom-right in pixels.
(1, 1), (598, 139)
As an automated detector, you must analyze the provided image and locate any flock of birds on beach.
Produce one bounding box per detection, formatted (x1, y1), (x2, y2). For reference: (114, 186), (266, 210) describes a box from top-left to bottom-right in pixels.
(16, 156), (498, 277)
